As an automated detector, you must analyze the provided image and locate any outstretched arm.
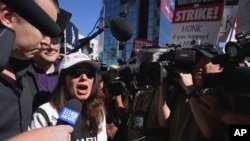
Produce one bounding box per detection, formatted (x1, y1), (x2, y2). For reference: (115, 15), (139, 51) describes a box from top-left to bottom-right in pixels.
(6, 125), (73, 141)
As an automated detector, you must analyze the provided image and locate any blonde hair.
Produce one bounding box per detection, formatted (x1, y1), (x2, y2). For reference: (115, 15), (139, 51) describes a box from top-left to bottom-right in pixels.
(108, 64), (119, 70)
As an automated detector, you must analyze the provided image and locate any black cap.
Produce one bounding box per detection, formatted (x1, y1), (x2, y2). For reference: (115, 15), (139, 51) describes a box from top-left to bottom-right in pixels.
(192, 43), (223, 58)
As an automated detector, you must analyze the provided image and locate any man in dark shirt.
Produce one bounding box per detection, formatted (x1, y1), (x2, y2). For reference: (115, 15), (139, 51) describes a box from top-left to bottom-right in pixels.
(0, 0), (72, 140)
(32, 38), (61, 111)
(166, 43), (227, 141)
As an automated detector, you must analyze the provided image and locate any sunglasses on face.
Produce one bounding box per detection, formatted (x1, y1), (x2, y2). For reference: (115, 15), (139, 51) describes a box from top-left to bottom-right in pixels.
(68, 68), (96, 79)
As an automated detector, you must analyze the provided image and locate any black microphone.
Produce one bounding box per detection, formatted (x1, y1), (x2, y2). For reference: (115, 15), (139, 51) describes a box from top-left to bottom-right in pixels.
(1, 0), (61, 37)
(56, 99), (82, 127)
(110, 17), (133, 42)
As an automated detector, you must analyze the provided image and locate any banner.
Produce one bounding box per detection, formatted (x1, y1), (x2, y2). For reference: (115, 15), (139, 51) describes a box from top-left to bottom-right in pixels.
(169, 0), (224, 48)
(236, 0), (250, 34)
(218, 0), (239, 45)
(62, 21), (79, 53)
(161, 0), (175, 22)
(131, 38), (156, 57)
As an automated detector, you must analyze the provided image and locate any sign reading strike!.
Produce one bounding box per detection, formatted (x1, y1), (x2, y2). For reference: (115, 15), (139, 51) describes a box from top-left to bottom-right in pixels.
(170, 0), (224, 48)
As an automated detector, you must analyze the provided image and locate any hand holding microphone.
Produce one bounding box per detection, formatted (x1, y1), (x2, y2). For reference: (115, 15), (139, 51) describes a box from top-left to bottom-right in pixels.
(6, 125), (73, 141)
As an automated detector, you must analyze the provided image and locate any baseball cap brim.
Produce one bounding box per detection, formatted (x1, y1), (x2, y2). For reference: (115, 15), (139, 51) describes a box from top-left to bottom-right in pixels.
(193, 48), (215, 58)
(58, 52), (100, 74)
(72, 60), (100, 70)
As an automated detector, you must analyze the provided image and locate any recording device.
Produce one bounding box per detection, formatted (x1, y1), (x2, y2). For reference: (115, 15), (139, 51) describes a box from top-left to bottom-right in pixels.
(202, 66), (250, 93)
(212, 31), (250, 67)
(56, 99), (82, 127)
(158, 45), (197, 73)
(127, 45), (197, 85)
(0, 26), (15, 72)
(102, 68), (127, 96)
(102, 45), (198, 90)
(203, 31), (250, 94)
(68, 17), (133, 54)
(1, 0), (61, 37)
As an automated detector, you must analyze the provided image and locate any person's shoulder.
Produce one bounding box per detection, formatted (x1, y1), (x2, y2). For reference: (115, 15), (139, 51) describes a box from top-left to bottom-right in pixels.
(38, 102), (56, 113)
(36, 102), (59, 120)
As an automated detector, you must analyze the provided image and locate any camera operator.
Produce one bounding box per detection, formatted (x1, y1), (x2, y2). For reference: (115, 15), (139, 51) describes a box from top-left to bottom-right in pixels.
(126, 84), (169, 141)
(200, 31), (250, 126)
(165, 43), (228, 141)
(124, 52), (170, 141)
(102, 64), (130, 141)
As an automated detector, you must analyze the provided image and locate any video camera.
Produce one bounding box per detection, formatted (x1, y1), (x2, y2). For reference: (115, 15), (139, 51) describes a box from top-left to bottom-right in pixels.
(103, 44), (201, 89)
(203, 31), (250, 94)
(213, 31), (250, 67)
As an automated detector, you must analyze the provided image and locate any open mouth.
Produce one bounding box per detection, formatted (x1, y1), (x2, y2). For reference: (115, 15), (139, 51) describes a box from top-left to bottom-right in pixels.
(77, 85), (88, 90)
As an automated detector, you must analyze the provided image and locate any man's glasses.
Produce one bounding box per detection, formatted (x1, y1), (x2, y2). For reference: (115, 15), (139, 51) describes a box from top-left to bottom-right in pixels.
(67, 68), (96, 79)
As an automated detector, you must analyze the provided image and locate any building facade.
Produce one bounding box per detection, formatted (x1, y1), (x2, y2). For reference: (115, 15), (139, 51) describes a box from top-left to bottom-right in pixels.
(99, 0), (175, 66)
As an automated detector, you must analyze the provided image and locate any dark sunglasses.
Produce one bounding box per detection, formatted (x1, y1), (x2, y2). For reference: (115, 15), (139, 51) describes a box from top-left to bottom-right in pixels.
(67, 68), (96, 79)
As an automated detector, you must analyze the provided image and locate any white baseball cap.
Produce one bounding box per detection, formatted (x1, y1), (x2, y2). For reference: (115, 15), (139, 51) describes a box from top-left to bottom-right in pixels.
(58, 52), (100, 74)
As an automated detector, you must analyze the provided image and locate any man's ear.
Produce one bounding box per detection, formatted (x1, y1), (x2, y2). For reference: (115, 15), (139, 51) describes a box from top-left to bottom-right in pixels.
(0, 5), (15, 28)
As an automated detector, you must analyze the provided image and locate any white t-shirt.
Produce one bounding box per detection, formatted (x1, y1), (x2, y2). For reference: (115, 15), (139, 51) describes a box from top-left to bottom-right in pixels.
(29, 102), (107, 141)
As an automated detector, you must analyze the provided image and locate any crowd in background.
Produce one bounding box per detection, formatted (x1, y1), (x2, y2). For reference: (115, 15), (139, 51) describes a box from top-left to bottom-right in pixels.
(1, 0), (250, 141)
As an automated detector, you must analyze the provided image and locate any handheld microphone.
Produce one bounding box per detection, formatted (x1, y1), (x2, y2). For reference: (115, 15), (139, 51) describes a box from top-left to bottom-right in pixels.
(1, 0), (61, 37)
(56, 99), (82, 127)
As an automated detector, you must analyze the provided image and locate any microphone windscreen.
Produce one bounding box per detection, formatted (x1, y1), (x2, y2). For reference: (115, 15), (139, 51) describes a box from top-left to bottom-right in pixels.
(110, 17), (133, 42)
(57, 99), (82, 127)
(1, 0), (61, 37)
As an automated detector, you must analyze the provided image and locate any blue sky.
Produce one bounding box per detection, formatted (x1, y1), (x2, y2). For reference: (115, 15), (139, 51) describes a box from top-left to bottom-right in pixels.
(60, 0), (102, 37)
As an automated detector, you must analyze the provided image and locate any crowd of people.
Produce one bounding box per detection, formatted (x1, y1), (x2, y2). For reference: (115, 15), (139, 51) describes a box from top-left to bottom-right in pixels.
(1, 0), (250, 141)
